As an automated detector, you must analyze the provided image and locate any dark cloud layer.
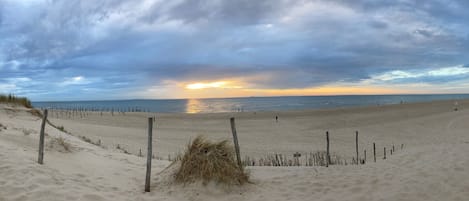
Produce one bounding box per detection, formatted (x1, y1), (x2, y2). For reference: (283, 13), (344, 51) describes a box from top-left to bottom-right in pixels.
(1, 0), (469, 100)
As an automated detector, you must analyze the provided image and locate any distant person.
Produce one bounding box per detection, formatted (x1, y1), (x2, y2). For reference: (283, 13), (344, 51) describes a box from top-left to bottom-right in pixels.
(275, 115), (278, 123)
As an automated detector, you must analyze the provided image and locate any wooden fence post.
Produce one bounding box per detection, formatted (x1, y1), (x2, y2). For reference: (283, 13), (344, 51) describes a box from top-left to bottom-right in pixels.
(145, 117), (153, 192)
(364, 150), (366, 164)
(326, 131), (330, 167)
(355, 131), (359, 165)
(373, 143), (376, 162)
(230, 117), (242, 170)
(383, 147), (386, 160)
(38, 109), (48, 164)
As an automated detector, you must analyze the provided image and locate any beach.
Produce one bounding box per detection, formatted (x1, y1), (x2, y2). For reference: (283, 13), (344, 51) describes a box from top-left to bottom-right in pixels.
(1, 99), (469, 201)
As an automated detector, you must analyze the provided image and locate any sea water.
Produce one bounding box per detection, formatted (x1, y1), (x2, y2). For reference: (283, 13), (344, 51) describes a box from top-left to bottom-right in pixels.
(32, 94), (469, 113)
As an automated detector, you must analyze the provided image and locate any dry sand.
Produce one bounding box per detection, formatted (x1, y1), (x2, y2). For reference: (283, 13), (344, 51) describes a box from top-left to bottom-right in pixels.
(1, 99), (468, 201)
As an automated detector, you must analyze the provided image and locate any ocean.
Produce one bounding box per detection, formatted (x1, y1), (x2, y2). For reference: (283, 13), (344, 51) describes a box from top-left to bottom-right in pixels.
(32, 94), (469, 114)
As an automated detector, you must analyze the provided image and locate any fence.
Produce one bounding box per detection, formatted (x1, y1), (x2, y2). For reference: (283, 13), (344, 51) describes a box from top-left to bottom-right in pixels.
(37, 109), (406, 192)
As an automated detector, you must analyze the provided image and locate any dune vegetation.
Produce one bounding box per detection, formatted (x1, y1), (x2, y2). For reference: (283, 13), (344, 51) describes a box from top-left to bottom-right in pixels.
(0, 94), (33, 108)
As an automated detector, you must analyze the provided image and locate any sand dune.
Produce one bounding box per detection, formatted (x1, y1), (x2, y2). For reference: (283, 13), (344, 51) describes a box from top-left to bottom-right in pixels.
(1, 100), (469, 201)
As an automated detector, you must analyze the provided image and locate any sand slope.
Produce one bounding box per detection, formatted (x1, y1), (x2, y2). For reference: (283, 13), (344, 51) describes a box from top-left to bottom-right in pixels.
(1, 100), (469, 201)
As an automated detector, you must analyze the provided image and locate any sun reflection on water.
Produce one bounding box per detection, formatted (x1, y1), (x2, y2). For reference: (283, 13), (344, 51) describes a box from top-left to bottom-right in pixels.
(185, 99), (202, 113)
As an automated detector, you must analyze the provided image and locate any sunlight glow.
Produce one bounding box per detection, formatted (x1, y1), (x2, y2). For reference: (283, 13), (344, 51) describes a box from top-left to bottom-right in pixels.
(185, 81), (242, 89)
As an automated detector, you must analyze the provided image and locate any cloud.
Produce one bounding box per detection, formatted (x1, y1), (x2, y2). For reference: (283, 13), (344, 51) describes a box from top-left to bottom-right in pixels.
(368, 65), (469, 84)
(1, 0), (469, 100)
(59, 76), (91, 86)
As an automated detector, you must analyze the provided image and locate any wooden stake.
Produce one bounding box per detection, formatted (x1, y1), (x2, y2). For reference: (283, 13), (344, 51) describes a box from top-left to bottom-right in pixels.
(364, 149), (366, 164)
(373, 143), (376, 162)
(326, 131), (330, 167)
(230, 117), (242, 170)
(145, 117), (153, 192)
(383, 147), (386, 160)
(38, 109), (48, 164)
(355, 131), (359, 165)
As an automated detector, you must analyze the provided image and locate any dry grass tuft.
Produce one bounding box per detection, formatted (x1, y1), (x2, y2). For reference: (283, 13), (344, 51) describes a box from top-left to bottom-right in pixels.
(29, 108), (42, 117)
(22, 128), (35, 135)
(56, 137), (71, 152)
(48, 137), (72, 152)
(174, 136), (249, 185)
(0, 123), (6, 132)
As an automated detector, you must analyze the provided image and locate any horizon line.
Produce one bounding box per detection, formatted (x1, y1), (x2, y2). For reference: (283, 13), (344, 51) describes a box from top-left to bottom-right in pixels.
(31, 93), (469, 102)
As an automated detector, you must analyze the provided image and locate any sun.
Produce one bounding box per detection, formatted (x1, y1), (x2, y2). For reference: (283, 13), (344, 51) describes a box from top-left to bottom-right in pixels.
(185, 81), (242, 90)
(186, 81), (227, 89)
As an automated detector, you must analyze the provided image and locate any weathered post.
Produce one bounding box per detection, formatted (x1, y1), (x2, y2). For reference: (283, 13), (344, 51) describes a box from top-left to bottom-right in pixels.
(293, 152), (301, 166)
(364, 150), (366, 164)
(38, 109), (48, 164)
(355, 131), (359, 165)
(145, 117), (153, 192)
(230, 117), (242, 170)
(326, 131), (330, 167)
(373, 143), (376, 162)
(383, 147), (386, 160)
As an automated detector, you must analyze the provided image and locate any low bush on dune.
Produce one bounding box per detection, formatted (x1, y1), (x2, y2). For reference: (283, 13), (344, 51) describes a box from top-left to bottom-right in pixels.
(173, 136), (249, 186)
(0, 94), (33, 108)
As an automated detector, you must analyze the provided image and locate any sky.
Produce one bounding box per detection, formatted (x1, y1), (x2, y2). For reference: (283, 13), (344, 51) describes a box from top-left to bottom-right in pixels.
(1, 0), (469, 101)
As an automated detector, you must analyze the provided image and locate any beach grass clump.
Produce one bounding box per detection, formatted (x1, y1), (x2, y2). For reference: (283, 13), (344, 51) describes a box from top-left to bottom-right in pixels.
(79, 135), (102, 146)
(174, 136), (249, 185)
(116, 144), (130, 154)
(56, 137), (71, 152)
(0, 94), (33, 108)
(0, 123), (6, 132)
(48, 136), (72, 152)
(56, 125), (68, 133)
(22, 128), (35, 135)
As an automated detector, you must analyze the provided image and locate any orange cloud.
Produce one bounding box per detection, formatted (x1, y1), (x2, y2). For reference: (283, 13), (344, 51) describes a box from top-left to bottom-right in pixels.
(244, 86), (407, 96)
(143, 79), (412, 99)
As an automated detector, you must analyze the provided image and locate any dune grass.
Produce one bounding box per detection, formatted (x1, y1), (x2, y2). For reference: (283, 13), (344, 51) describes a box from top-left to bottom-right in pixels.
(174, 136), (249, 185)
(0, 94), (33, 108)
(48, 136), (72, 152)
